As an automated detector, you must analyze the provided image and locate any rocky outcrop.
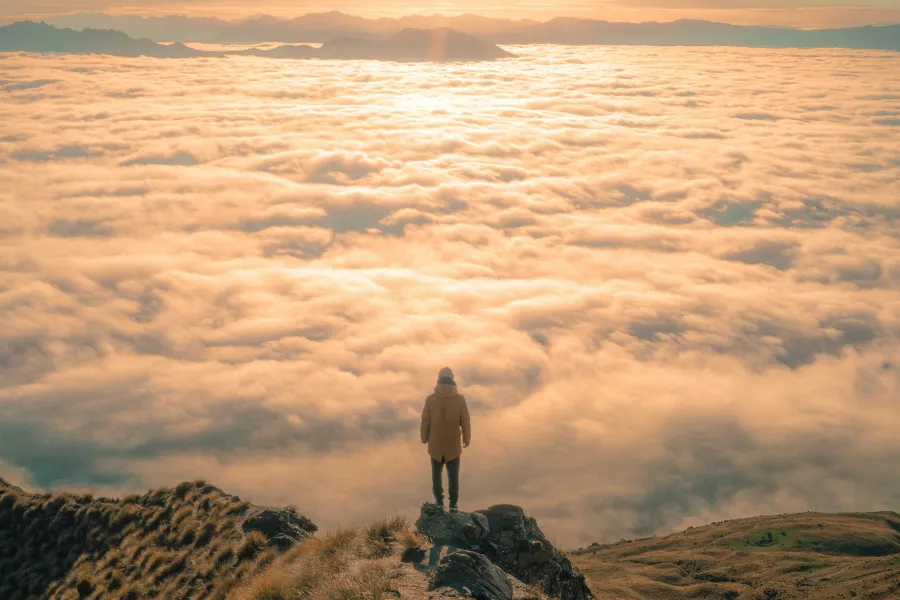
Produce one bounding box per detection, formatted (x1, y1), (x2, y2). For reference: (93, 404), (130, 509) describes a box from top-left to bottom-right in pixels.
(417, 503), (594, 600)
(242, 507), (318, 550)
(476, 505), (592, 600)
(417, 503), (492, 547)
(432, 550), (513, 600)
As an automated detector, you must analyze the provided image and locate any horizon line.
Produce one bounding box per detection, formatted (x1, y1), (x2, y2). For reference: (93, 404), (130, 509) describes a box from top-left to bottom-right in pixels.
(3, 10), (900, 31)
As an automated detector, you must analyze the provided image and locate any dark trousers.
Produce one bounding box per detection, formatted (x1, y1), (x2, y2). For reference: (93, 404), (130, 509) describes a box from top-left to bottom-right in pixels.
(431, 456), (460, 506)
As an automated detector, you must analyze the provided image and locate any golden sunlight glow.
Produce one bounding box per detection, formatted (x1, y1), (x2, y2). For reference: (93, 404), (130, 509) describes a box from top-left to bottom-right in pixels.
(2, 0), (899, 27)
(394, 93), (460, 114)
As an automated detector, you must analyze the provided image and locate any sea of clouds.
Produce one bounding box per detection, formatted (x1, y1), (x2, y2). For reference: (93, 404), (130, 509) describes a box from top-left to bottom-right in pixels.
(1, 45), (899, 547)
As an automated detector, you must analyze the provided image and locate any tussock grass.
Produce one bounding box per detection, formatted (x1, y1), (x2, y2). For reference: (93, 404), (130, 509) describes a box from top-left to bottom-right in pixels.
(173, 505), (194, 525)
(228, 516), (408, 600)
(197, 520), (219, 546)
(365, 515), (408, 557)
(0, 481), (287, 600)
(240, 531), (269, 561)
(397, 528), (428, 551)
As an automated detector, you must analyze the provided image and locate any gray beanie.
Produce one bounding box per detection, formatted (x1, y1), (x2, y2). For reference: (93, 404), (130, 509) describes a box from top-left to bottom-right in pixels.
(437, 367), (455, 384)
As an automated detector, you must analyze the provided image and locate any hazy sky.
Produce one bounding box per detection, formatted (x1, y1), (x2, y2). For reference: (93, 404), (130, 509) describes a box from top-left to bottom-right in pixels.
(1, 44), (898, 547)
(2, 0), (900, 26)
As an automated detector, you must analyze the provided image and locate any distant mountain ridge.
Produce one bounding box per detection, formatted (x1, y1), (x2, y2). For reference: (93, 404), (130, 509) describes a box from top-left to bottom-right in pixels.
(0, 21), (516, 61)
(35, 11), (900, 50)
(0, 20), (203, 57)
(39, 11), (540, 43)
(321, 28), (514, 60)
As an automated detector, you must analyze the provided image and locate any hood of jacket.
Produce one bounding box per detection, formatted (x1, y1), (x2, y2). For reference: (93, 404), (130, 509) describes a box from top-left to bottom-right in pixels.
(434, 382), (458, 398)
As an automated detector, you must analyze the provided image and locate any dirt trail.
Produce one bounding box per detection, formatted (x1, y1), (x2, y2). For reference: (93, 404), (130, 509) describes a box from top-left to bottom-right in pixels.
(391, 545), (452, 599)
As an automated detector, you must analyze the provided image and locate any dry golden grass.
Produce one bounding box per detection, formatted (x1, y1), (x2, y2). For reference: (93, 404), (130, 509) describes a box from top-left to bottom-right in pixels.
(228, 516), (408, 600)
(571, 511), (900, 600)
(397, 528), (429, 551)
(365, 515), (408, 557)
(0, 480), (285, 600)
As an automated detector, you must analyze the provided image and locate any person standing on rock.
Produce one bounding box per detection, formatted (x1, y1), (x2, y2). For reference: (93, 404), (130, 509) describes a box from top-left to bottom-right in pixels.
(421, 367), (471, 513)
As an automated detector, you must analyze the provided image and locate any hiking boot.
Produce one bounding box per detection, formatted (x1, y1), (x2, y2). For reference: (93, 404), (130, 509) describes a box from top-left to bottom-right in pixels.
(449, 505), (459, 514)
(434, 502), (446, 511)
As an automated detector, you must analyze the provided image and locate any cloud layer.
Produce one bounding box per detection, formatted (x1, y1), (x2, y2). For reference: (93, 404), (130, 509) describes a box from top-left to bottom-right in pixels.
(1, 45), (899, 547)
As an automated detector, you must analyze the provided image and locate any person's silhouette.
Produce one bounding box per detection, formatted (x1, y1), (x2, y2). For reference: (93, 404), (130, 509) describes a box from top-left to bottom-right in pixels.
(420, 367), (471, 513)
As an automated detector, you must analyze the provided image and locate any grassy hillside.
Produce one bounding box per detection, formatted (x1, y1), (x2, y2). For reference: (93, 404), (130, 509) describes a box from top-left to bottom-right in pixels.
(0, 478), (315, 600)
(0, 474), (537, 600)
(0, 475), (567, 600)
(4, 473), (898, 600)
(570, 511), (900, 600)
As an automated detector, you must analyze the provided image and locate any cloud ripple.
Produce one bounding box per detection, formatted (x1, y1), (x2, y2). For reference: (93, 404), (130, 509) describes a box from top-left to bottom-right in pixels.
(0, 46), (899, 547)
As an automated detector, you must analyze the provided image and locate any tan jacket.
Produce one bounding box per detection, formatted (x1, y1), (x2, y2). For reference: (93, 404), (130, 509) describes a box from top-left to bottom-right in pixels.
(420, 382), (471, 462)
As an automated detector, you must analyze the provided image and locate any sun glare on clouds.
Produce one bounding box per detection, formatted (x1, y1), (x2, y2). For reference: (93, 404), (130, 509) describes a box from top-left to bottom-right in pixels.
(393, 92), (462, 115)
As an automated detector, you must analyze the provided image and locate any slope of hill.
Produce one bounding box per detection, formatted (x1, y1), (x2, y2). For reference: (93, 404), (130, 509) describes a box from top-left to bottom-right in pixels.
(0, 477), (317, 599)
(570, 511), (900, 599)
(39, 11), (900, 50)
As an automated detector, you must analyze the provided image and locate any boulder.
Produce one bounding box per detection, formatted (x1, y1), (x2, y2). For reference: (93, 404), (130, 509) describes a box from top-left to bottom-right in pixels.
(417, 503), (491, 547)
(242, 507), (317, 550)
(431, 549), (513, 600)
(477, 505), (531, 536)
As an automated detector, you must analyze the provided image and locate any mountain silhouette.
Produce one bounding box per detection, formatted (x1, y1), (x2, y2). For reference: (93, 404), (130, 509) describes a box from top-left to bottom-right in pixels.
(0, 22), (516, 61)
(41, 11), (538, 44)
(38, 11), (900, 51)
(320, 28), (516, 60)
(496, 17), (900, 49)
(0, 21), (203, 57)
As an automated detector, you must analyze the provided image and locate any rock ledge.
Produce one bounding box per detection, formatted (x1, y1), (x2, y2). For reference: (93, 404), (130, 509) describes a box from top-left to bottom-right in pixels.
(242, 507), (318, 549)
(417, 503), (593, 600)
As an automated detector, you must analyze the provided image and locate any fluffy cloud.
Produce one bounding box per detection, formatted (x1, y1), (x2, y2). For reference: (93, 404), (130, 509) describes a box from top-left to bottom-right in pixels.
(1, 45), (899, 547)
